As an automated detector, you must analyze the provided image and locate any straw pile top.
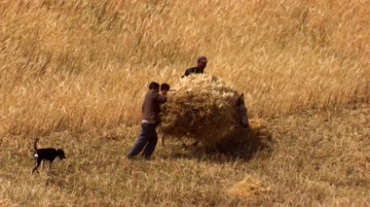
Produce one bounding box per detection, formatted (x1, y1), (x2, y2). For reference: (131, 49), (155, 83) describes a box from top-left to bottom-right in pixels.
(159, 74), (244, 143)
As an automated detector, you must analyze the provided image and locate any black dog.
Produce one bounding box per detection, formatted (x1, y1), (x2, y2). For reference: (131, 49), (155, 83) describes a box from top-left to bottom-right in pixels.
(32, 139), (66, 174)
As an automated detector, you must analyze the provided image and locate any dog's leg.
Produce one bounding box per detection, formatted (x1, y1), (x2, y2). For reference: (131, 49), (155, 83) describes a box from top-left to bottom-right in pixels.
(32, 158), (42, 174)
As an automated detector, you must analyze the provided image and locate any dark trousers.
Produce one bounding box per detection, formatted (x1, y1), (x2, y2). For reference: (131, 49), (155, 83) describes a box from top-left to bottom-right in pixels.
(127, 123), (158, 159)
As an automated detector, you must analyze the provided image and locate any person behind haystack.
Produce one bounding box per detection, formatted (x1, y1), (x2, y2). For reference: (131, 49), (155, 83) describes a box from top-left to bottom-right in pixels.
(181, 56), (208, 78)
(237, 93), (249, 128)
(127, 82), (170, 160)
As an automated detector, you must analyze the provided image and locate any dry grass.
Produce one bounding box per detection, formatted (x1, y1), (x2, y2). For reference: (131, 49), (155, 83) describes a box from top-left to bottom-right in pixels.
(0, 0), (369, 206)
(1, 104), (369, 206)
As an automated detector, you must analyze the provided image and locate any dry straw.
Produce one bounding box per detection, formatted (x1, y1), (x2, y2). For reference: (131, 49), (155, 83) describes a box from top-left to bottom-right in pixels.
(159, 74), (246, 143)
(226, 176), (271, 201)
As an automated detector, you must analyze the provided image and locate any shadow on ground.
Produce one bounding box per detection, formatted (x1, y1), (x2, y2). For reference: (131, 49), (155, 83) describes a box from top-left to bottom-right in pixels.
(165, 127), (275, 162)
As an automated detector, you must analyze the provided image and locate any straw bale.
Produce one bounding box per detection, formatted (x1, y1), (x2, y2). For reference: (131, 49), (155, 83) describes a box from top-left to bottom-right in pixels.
(159, 74), (246, 143)
(226, 176), (272, 200)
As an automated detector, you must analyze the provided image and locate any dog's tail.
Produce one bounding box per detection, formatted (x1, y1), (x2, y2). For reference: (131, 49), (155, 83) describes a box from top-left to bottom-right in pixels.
(33, 138), (39, 151)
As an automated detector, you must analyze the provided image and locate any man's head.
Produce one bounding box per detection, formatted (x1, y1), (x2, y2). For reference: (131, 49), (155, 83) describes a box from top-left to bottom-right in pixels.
(148, 82), (160, 91)
(197, 56), (208, 71)
(160, 83), (170, 95)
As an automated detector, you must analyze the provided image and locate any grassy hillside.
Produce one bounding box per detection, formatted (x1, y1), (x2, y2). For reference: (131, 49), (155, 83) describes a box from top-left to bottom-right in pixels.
(0, 0), (369, 135)
(0, 0), (369, 206)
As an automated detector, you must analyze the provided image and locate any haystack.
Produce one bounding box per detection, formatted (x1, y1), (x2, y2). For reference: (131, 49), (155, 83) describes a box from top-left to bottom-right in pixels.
(159, 74), (247, 144)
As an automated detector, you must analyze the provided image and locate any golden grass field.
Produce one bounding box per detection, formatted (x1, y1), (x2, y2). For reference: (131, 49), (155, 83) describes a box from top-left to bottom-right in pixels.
(0, 0), (369, 206)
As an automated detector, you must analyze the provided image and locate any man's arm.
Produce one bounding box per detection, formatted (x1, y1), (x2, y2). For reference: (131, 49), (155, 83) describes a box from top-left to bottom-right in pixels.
(182, 68), (194, 78)
(153, 91), (167, 104)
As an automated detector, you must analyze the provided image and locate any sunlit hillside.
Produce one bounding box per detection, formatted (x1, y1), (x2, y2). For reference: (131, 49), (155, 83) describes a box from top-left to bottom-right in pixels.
(0, 0), (368, 135)
(0, 0), (369, 206)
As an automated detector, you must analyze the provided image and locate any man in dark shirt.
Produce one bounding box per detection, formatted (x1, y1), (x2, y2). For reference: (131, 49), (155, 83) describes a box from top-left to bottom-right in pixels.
(182, 56), (208, 78)
(127, 82), (169, 160)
